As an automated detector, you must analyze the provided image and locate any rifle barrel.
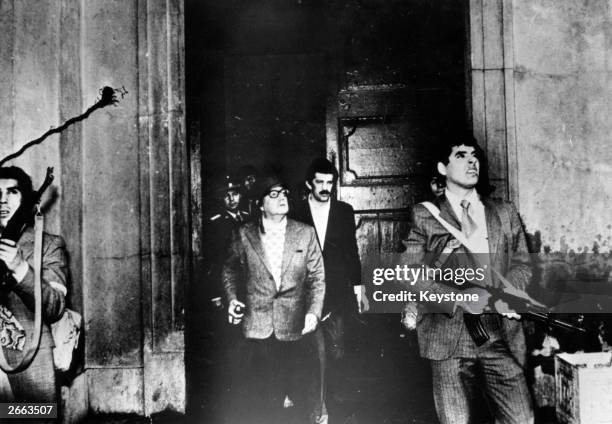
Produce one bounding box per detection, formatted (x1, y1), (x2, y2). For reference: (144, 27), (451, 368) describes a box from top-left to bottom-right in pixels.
(527, 312), (586, 333)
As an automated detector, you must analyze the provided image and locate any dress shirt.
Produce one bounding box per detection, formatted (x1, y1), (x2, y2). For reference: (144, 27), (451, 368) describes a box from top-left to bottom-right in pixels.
(261, 216), (287, 290)
(445, 188), (489, 254)
(308, 195), (331, 248)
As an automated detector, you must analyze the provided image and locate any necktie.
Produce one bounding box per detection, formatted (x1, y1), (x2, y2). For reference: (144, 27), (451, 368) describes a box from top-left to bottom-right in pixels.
(460, 199), (477, 238)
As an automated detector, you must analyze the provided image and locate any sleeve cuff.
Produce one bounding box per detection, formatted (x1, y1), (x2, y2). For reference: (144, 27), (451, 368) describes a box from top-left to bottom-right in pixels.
(12, 261), (29, 283)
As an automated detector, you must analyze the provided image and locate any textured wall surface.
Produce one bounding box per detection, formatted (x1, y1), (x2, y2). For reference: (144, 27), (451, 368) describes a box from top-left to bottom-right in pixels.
(469, 0), (612, 253)
(0, 0), (187, 416)
(512, 0), (612, 252)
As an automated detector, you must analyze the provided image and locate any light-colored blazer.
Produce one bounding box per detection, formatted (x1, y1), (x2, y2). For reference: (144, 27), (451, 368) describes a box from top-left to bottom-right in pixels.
(403, 195), (532, 365)
(223, 218), (325, 341)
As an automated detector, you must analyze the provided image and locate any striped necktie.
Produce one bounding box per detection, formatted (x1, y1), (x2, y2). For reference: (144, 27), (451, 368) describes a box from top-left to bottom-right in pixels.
(460, 199), (477, 237)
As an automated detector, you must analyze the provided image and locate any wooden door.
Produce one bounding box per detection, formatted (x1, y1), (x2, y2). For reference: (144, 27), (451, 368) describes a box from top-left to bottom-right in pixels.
(326, 87), (443, 312)
(324, 1), (466, 312)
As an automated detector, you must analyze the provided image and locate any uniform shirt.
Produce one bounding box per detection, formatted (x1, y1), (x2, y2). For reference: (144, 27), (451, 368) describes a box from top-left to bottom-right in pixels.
(261, 216), (287, 290)
(308, 195), (331, 248)
(226, 209), (247, 223)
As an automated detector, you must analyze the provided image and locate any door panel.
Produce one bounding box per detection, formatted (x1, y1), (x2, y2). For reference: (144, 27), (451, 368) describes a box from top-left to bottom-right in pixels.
(328, 87), (441, 313)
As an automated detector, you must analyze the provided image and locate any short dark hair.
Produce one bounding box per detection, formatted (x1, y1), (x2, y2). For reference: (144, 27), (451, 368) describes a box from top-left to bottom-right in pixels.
(305, 158), (338, 183)
(436, 133), (484, 166)
(0, 166), (33, 203)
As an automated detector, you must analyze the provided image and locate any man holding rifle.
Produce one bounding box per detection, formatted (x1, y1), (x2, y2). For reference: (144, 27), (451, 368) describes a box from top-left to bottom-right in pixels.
(0, 166), (68, 403)
(402, 135), (534, 424)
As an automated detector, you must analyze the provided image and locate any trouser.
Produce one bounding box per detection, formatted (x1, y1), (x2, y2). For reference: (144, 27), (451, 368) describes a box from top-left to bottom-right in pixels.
(430, 340), (533, 424)
(234, 335), (318, 424)
(312, 312), (346, 419)
(0, 346), (58, 423)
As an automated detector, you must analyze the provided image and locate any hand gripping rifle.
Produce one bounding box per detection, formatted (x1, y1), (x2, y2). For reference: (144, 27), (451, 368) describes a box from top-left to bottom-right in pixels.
(0, 168), (54, 373)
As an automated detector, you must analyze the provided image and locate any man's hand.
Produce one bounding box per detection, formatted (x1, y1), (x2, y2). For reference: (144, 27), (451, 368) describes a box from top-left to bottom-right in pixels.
(228, 299), (245, 325)
(455, 287), (491, 314)
(493, 299), (521, 320)
(301, 313), (318, 335)
(0, 239), (26, 275)
(354, 285), (369, 314)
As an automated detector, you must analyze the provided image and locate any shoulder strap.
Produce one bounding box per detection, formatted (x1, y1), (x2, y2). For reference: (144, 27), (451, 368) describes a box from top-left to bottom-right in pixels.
(419, 201), (536, 302)
(0, 212), (43, 374)
(420, 201), (474, 251)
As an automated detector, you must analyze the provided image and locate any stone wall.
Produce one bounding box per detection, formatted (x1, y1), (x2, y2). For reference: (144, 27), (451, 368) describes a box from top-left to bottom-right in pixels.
(0, 0), (187, 416)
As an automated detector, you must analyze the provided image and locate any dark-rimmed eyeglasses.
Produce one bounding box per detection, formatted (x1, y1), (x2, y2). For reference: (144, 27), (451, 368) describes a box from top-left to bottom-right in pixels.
(267, 188), (290, 199)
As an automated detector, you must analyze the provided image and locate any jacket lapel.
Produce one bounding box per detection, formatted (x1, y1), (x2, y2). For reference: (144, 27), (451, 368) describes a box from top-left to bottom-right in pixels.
(320, 202), (335, 252)
(281, 220), (299, 282)
(483, 198), (502, 264)
(438, 195), (462, 231)
(244, 223), (275, 279)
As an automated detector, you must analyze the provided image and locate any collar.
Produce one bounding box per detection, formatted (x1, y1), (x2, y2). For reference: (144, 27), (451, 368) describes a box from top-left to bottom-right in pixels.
(445, 188), (479, 208)
(308, 194), (331, 211)
(262, 215), (287, 232)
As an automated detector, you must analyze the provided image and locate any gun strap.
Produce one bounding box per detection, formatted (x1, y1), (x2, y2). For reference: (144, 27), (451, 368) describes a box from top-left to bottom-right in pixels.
(422, 202), (509, 289)
(420, 201), (543, 306)
(0, 212), (43, 374)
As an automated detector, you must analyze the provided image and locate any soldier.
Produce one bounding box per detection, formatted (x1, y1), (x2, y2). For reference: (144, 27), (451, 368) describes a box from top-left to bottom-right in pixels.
(197, 175), (249, 422)
(206, 175), (250, 308)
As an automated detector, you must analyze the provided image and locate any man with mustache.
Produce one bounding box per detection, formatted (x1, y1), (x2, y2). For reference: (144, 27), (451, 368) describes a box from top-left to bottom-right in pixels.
(402, 136), (533, 424)
(291, 158), (363, 424)
(0, 166), (68, 405)
(223, 174), (325, 423)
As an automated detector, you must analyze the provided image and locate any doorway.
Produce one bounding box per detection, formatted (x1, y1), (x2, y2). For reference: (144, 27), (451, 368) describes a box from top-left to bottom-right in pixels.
(185, 0), (467, 422)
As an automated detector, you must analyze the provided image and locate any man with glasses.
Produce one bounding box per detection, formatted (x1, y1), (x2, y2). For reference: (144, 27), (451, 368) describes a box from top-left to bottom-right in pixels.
(223, 174), (325, 423)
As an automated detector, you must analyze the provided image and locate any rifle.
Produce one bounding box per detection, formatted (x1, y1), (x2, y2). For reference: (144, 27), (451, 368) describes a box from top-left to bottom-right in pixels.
(464, 295), (586, 347)
(0, 167), (54, 288)
(0, 167), (54, 373)
(419, 201), (587, 346)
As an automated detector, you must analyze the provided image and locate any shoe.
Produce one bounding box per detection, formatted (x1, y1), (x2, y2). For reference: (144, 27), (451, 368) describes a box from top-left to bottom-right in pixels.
(283, 395), (294, 409)
(314, 401), (328, 424)
(314, 413), (328, 424)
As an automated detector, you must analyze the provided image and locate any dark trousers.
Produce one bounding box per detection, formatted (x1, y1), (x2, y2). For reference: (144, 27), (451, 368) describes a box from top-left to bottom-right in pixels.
(312, 312), (346, 418)
(430, 340), (533, 424)
(233, 335), (318, 424)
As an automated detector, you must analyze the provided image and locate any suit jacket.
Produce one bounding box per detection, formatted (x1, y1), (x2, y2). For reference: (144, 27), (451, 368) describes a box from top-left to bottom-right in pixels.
(290, 199), (361, 314)
(402, 194), (532, 365)
(223, 218), (326, 341)
(1, 228), (68, 350)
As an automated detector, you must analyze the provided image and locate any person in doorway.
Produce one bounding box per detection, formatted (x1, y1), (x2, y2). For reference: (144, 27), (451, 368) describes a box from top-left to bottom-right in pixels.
(290, 158), (364, 423)
(223, 173), (325, 423)
(402, 135), (534, 424)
